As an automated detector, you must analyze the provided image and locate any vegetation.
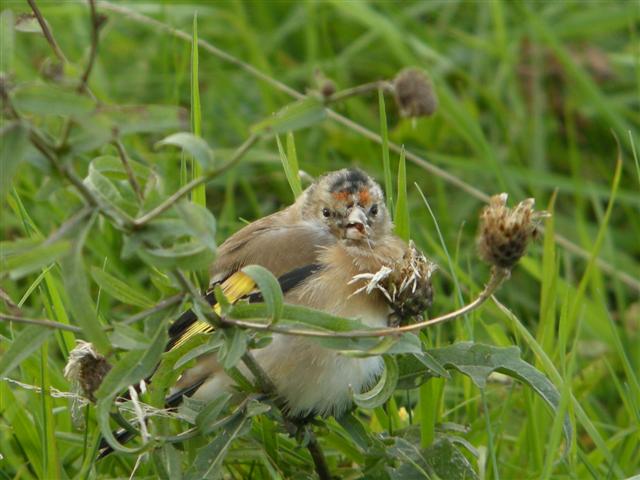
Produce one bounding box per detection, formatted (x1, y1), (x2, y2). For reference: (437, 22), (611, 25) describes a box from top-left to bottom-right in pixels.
(1, 1), (638, 479)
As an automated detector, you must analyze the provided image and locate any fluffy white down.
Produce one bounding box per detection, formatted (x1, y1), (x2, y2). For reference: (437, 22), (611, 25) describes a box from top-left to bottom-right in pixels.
(193, 310), (387, 417)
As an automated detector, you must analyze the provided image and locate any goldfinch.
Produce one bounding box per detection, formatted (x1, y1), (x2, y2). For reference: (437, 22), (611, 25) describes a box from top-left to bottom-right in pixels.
(99, 168), (433, 455)
(171, 168), (431, 416)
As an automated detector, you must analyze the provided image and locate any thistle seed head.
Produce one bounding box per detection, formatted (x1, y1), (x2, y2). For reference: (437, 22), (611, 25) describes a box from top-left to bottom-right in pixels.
(477, 193), (549, 270)
(64, 341), (111, 402)
(393, 68), (438, 118)
(386, 241), (437, 322)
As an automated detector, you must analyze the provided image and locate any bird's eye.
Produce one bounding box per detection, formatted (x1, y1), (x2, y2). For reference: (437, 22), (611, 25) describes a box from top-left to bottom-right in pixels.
(322, 208), (331, 218)
(370, 204), (378, 216)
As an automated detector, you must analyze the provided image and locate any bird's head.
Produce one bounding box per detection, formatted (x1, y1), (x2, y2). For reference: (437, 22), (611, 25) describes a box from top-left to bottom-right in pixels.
(300, 168), (391, 245)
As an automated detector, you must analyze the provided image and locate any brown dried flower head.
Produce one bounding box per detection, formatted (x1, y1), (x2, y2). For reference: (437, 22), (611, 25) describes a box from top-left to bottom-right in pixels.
(385, 241), (437, 323)
(64, 341), (112, 402)
(393, 68), (438, 118)
(477, 193), (549, 270)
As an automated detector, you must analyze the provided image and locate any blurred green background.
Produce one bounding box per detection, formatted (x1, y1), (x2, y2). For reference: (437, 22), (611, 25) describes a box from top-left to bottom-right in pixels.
(1, 1), (638, 478)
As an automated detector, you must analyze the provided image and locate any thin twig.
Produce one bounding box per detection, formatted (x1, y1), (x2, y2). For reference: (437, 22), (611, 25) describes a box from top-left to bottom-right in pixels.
(132, 134), (259, 227)
(78, 0), (102, 95)
(122, 294), (184, 325)
(0, 313), (82, 333)
(98, 0), (640, 293)
(325, 80), (393, 103)
(306, 429), (331, 480)
(26, 0), (68, 64)
(44, 206), (94, 245)
(220, 268), (508, 339)
(241, 351), (277, 394)
(113, 140), (144, 202)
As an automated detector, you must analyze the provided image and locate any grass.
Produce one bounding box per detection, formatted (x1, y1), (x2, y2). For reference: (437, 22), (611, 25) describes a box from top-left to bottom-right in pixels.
(1, 1), (639, 479)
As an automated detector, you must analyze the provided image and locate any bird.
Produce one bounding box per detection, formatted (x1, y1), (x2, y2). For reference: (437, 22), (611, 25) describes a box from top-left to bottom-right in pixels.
(98, 168), (434, 455)
(170, 167), (432, 416)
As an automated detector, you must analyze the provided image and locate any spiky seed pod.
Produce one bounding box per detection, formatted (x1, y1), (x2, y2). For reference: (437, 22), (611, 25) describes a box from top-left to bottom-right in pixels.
(393, 68), (438, 118)
(385, 241), (437, 324)
(477, 193), (549, 270)
(64, 341), (111, 402)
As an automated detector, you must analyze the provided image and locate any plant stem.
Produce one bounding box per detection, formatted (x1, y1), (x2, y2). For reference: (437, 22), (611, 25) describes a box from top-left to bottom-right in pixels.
(113, 140), (144, 202)
(0, 313), (82, 333)
(132, 134), (259, 227)
(306, 428), (331, 480)
(78, 0), (101, 95)
(325, 80), (393, 104)
(220, 268), (509, 339)
(26, 0), (68, 64)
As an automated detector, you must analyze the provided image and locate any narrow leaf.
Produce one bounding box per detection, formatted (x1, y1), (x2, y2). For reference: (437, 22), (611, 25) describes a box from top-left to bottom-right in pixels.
(251, 97), (326, 136)
(276, 133), (302, 199)
(394, 145), (409, 240)
(156, 132), (214, 170)
(190, 13), (206, 207)
(176, 201), (217, 254)
(354, 355), (398, 409)
(378, 88), (394, 213)
(90, 266), (155, 308)
(0, 326), (52, 378)
(61, 217), (111, 353)
(12, 84), (94, 117)
(1, 240), (70, 280)
(187, 413), (250, 479)
(241, 265), (283, 324)
(0, 122), (29, 198)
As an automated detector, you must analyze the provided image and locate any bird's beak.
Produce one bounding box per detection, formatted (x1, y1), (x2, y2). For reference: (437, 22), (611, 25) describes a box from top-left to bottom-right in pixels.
(345, 206), (368, 240)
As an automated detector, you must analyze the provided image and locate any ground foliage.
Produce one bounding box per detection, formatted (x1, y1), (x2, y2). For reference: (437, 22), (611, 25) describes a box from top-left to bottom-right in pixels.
(0, 1), (639, 479)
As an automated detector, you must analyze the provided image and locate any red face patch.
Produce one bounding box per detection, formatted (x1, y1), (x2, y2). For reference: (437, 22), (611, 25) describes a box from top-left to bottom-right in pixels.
(358, 188), (370, 205)
(332, 191), (350, 202)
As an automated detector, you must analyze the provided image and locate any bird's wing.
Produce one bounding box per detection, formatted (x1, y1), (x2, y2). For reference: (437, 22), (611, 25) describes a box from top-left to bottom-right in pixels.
(210, 213), (332, 284)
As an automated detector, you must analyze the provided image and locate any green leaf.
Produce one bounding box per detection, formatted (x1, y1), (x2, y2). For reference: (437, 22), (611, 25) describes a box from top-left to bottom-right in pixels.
(276, 133), (302, 199)
(108, 323), (155, 350)
(190, 13), (206, 207)
(354, 355), (398, 409)
(1, 122), (29, 198)
(1, 240), (70, 280)
(251, 97), (326, 136)
(90, 155), (153, 181)
(0, 326), (52, 378)
(412, 352), (449, 378)
(187, 412), (250, 480)
(84, 166), (136, 219)
(241, 265), (283, 324)
(176, 201), (217, 254)
(95, 324), (167, 453)
(90, 266), (155, 308)
(156, 132), (214, 170)
(389, 437), (479, 480)
(153, 444), (183, 480)
(12, 84), (95, 117)
(99, 104), (188, 135)
(218, 327), (249, 370)
(61, 217), (111, 353)
(0, 9), (14, 73)
(394, 145), (409, 241)
(398, 342), (572, 447)
(196, 392), (234, 435)
(138, 240), (215, 271)
(378, 88), (394, 213)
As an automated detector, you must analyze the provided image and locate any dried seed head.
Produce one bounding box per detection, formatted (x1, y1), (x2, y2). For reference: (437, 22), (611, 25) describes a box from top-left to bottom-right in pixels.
(385, 241), (437, 322)
(393, 68), (438, 118)
(477, 193), (549, 270)
(64, 341), (111, 402)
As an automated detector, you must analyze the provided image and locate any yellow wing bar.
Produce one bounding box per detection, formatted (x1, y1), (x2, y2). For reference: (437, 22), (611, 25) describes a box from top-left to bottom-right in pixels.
(170, 271), (257, 351)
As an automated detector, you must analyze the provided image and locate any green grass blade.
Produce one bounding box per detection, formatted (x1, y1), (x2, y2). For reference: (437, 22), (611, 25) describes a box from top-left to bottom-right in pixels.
(191, 12), (205, 207)
(378, 88), (393, 213)
(394, 146), (409, 241)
